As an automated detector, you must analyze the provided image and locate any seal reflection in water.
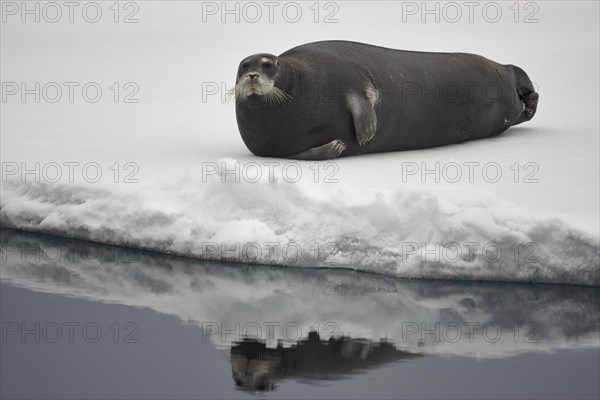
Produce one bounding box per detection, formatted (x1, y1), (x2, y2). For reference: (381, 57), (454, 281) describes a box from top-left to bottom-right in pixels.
(234, 40), (539, 160)
(229, 331), (418, 392)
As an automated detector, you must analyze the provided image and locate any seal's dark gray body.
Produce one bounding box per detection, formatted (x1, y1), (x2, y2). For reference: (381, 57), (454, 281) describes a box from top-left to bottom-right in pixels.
(235, 41), (538, 159)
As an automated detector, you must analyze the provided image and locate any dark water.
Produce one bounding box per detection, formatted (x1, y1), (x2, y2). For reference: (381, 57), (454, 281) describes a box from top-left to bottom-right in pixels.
(1, 229), (599, 399)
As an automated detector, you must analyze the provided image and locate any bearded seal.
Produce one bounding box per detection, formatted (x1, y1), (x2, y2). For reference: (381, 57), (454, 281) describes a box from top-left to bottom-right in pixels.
(234, 41), (539, 160)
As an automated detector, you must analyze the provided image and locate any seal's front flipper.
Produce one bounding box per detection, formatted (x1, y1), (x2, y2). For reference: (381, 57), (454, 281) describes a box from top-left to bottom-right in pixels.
(347, 92), (378, 146)
(288, 140), (347, 160)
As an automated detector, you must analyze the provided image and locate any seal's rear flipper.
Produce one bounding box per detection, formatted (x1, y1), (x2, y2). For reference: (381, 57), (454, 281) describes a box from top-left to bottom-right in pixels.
(510, 64), (539, 125)
(522, 92), (539, 120)
(347, 92), (378, 146)
(513, 91), (539, 125)
(288, 140), (346, 160)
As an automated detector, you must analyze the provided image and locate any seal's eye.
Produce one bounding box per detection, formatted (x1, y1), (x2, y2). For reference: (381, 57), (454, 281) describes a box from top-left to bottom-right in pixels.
(242, 62), (248, 69)
(276, 60), (280, 66)
(263, 62), (272, 69)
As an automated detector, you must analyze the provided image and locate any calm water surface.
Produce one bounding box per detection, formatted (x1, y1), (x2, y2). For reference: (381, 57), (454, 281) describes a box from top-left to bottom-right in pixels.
(1, 229), (599, 399)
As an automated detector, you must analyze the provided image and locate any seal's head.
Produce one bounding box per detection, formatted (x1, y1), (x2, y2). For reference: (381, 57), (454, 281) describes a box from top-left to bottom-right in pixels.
(234, 53), (291, 106)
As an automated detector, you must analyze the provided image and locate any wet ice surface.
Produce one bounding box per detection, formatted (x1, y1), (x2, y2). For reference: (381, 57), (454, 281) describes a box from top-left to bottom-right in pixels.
(1, 230), (599, 399)
(2, 164), (599, 285)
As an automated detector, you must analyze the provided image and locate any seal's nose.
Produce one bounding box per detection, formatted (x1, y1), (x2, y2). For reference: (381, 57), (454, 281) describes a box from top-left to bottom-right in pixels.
(248, 72), (259, 81)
